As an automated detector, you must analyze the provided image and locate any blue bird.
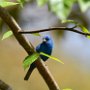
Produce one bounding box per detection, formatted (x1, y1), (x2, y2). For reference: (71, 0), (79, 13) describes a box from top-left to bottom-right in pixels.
(24, 35), (53, 80)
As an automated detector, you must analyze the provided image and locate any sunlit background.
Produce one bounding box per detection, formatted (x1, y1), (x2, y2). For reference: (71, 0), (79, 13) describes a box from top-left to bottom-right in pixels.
(0, 1), (90, 90)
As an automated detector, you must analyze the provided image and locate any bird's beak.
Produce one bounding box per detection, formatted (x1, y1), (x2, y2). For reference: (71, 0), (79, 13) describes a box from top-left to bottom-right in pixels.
(43, 38), (47, 42)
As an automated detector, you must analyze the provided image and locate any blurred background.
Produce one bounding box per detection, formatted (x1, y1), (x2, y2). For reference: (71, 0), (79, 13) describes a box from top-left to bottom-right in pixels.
(0, 0), (90, 90)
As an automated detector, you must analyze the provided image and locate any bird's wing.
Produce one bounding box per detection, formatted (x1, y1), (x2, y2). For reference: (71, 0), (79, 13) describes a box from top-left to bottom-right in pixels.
(36, 44), (41, 52)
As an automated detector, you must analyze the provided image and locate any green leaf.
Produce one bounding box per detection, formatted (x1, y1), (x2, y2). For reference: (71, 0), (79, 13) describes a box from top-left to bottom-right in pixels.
(32, 33), (41, 36)
(2, 31), (13, 40)
(40, 52), (64, 64)
(78, 0), (90, 12)
(78, 24), (90, 38)
(37, 0), (48, 6)
(23, 52), (39, 69)
(63, 88), (72, 90)
(62, 19), (78, 24)
(0, 1), (19, 7)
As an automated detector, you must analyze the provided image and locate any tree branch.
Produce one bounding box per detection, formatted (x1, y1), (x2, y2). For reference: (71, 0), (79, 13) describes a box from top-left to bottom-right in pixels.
(0, 80), (12, 90)
(0, 6), (60, 90)
(19, 27), (90, 36)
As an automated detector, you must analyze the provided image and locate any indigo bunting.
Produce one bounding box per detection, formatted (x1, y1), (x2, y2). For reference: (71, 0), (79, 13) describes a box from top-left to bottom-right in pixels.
(24, 35), (53, 80)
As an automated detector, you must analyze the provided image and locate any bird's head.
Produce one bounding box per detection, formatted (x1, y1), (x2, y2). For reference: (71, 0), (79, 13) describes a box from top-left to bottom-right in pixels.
(42, 35), (51, 42)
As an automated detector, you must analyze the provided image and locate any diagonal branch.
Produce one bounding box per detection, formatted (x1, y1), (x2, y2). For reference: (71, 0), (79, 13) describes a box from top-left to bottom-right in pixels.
(0, 6), (60, 90)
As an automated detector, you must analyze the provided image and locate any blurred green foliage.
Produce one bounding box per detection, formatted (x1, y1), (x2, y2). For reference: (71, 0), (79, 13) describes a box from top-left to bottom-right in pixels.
(0, 0), (90, 20)
(78, 0), (90, 12)
(0, 1), (18, 7)
(36, 0), (90, 20)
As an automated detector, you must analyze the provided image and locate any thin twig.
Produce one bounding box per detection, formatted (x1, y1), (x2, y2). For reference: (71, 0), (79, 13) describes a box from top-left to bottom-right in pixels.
(18, 27), (90, 36)
(0, 6), (60, 90)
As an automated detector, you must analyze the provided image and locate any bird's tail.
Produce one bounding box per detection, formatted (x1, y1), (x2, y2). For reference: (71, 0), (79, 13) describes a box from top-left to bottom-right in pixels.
(24, 63), (36, 80)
